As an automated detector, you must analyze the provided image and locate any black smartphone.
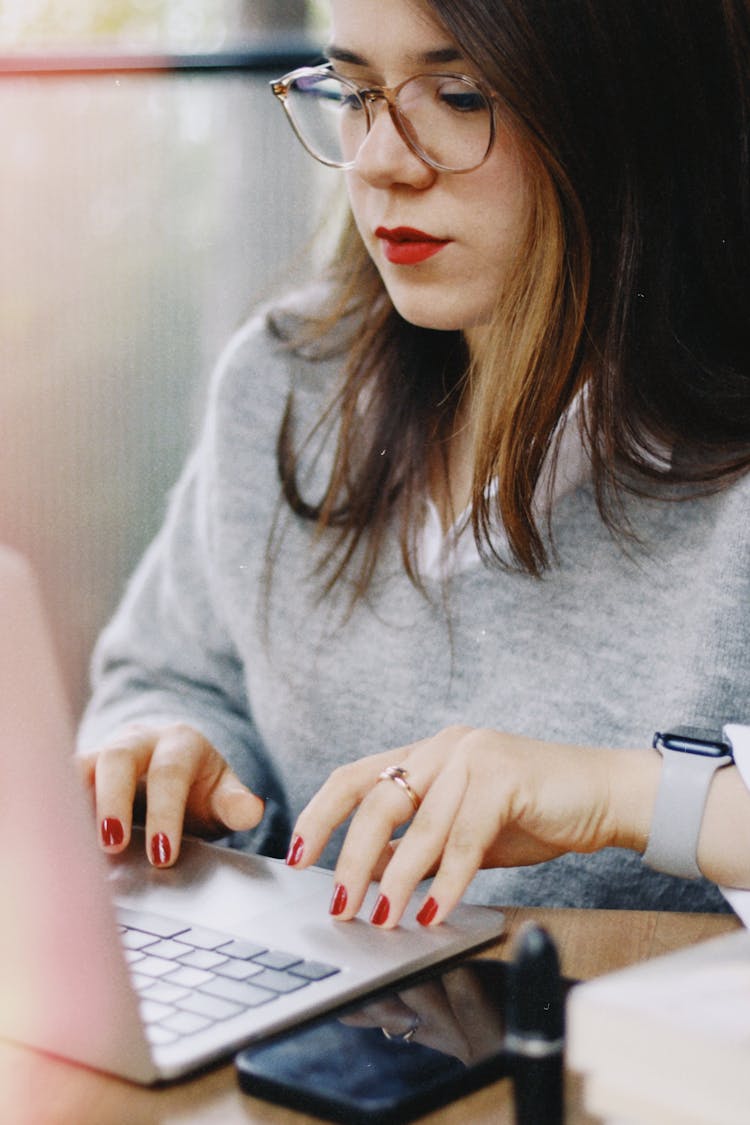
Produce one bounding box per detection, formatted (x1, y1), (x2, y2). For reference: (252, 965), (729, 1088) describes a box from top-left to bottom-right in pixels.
(236, 958), (515, 1125)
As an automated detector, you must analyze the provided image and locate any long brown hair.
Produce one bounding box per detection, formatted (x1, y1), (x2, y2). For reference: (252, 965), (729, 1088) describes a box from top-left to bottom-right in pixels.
(272, 0), (750, 598)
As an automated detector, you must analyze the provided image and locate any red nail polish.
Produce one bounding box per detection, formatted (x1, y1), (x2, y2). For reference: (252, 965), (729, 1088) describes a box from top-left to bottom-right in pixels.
(329, 883), (348, 916)
(101, 817), (124, 847)
(416, 896), (438, 926)
(370, 894), (390, 926)
(286, 835), (304, 866)
(150, 832), (171, 866)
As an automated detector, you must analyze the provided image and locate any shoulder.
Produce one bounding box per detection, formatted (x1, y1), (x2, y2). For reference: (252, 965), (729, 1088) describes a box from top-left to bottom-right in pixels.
(699, 468), (750, 534)
(207, 281), (353, 426)
(665, 469), (750, 594)
(711, 469), (750, 564)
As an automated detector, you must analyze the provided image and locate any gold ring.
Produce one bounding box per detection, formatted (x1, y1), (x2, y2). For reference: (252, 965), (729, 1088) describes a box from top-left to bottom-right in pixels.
(377, 765), (421, 813)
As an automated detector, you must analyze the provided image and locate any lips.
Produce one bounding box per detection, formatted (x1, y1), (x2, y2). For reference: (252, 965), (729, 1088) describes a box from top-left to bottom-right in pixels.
(375, 226), (450, 265)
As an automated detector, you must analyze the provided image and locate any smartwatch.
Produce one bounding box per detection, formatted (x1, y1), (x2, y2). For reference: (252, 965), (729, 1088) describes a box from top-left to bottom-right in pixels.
(642, 726), (734, 879)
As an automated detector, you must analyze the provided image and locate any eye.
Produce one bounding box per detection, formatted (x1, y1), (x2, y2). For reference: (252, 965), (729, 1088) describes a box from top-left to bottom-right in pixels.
(326, 72), (366, 112)
(436, 80), (487, 113)
(341, 90), (365, 112)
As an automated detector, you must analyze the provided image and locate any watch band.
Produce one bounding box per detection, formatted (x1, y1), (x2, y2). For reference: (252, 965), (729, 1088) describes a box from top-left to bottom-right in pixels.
(643, 732), (733, 879)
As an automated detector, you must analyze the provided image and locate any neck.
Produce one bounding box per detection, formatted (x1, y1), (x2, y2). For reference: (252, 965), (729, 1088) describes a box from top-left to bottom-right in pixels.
(463, 322), (490, 361)
(429, 402), (475, 533)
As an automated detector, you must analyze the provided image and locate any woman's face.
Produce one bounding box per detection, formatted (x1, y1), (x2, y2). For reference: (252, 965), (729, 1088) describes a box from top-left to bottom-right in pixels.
(329, 0), (532, 346)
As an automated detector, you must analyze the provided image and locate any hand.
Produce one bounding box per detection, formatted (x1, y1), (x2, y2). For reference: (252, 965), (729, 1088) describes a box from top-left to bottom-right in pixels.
(340, 963), (504, 1064)
(76, 722), (265, 867)
(289, 726), (654, 927)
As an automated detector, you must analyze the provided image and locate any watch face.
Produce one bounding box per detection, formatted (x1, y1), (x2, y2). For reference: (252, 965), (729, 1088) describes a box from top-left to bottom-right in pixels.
(654, 727), (732, 757)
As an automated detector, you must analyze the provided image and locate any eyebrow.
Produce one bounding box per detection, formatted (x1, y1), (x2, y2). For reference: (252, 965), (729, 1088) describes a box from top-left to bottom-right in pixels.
(325, 44), (463, 68)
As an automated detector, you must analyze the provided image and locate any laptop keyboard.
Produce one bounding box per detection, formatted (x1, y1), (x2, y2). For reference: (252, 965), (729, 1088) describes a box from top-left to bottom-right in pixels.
(116, 906), (341, 1048)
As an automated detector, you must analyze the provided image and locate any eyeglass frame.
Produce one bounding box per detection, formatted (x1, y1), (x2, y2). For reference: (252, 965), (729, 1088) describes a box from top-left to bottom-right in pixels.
(270, 64), (498, 174)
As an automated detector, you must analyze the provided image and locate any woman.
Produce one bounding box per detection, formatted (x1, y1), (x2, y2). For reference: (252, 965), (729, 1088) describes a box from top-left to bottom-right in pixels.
(78, 0), (750, 929)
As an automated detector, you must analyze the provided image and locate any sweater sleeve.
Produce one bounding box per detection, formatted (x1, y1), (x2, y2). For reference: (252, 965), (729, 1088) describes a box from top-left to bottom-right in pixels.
(720, 724), (750, 926)
(77, 324), (291, 858)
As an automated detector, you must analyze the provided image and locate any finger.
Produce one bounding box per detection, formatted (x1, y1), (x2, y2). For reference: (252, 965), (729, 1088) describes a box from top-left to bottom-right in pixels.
(144, 726), (216, 867)
(330, 765), (435, 924)
(206, 767), (265, 832)
(91, 726), (157, 853)
(321, 730), (470, 923)
(74, 752), (98, 819)
(371, 838), (400, 881)
(74, 751), (96, 788)
(370, 834), (440, 883)
(396, 978), (471, 1059)
(289, 747), (410, 870)
(339, 995), (416, 1031)
(422, 771), (506, 924)
(370, 758), (469, 928)
(442, 967), (505, 1055)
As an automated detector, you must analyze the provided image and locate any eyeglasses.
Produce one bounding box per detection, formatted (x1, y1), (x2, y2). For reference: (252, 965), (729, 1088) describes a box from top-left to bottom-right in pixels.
(270, 65), (496, 174)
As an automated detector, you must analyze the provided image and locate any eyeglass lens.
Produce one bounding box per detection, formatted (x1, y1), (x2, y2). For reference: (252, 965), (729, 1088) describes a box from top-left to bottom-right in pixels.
(285, 72), (492, 171)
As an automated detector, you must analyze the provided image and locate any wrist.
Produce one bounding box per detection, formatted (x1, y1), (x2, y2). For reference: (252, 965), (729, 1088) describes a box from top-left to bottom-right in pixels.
(643, 728), (734, 879)
(696, 762), (750, 887)
(605, 747), (662, 855)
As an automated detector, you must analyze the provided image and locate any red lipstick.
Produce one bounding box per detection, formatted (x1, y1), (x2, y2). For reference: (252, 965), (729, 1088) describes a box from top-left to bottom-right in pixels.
(375, 226), (449, 265)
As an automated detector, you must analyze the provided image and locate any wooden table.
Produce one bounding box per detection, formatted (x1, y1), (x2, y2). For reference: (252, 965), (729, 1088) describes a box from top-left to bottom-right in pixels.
(0, 906), (739, 1125)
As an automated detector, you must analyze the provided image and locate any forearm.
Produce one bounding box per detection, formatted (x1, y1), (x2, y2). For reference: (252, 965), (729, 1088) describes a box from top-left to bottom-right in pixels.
(78, 452), (290, 851)
(697, 765), (750, 888)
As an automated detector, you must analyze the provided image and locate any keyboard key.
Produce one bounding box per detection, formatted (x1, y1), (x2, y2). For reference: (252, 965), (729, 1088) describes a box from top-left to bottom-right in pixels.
(176, 991), (244, 1021)
(250, 969), (310, 995)
(139, 999), (176, 1024)
(253, 951), (302, 971)
(214, 959), (264, 982)
(120, 929), (158, 951)
(145, 939), (193, 961)
(178, 949), (229, 971)
(216, 938), (268, 960)
(145, 1024), (179, 1046)
(199, 976), (276, 1008)
(123, 948), (146, 965)
(161, 1011), (212, 1036)
(165, 965), (215, 989)
(137, 955), (180, 978)
(140, 980), (191, 1005)
(176, 926), (236, 951)
(116, 908), (189, 939)
(290, 960), (341, 981)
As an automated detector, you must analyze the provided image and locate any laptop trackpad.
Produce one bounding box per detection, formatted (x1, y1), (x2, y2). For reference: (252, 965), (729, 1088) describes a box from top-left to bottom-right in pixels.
(107, 829), (334, 935)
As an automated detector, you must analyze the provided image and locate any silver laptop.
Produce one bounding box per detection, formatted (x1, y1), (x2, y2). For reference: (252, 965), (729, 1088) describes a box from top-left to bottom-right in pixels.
(0, 547), (505, 1084)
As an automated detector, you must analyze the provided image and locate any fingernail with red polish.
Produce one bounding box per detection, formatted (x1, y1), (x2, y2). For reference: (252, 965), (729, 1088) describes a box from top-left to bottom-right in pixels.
(329, 883), (348, 916)
(286, 835), (304, 867)
(416, 896), (438, 926)
(150, 832), (171, 866)
(370, 894), (390, 926)
(101, 817), (124, 848)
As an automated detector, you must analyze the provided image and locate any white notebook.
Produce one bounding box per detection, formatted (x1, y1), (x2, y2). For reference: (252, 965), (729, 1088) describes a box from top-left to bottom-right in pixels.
(568, 928), (750, 1125)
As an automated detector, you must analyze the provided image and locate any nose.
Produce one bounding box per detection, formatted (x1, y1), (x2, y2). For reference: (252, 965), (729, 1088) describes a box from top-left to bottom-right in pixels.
(352, 101), (437, 190)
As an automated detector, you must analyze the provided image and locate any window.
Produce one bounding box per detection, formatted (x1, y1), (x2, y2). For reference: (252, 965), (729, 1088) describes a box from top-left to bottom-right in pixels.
(0, 1), (327, 51)
(0, 0), (337, 713)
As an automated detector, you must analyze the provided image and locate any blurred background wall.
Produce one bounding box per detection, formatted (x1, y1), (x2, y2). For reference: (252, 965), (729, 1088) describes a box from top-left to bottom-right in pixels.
(0, 0), (341, 714)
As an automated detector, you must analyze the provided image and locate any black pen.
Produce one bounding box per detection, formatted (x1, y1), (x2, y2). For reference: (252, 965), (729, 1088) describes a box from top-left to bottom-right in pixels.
(505, 923), (565, 1125)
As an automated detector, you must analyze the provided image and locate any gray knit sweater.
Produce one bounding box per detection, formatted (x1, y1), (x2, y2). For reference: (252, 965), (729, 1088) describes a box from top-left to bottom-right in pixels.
(79, 299), (750, 912)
